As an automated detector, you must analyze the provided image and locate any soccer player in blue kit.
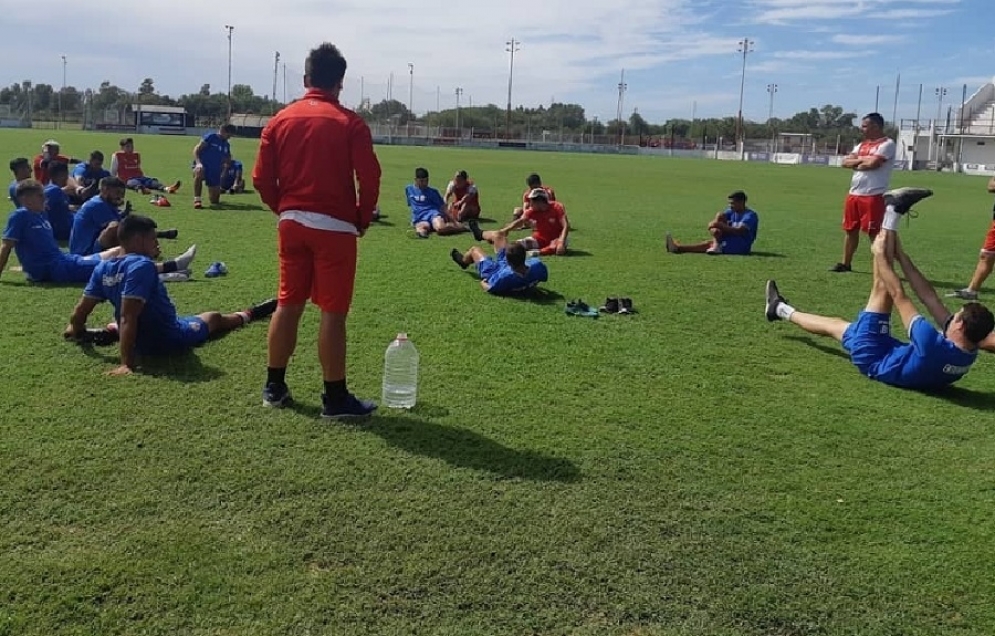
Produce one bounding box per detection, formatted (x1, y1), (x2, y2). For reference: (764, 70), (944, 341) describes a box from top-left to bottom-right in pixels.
(221, 159), (245, 194)
(43, 162), (75, 241)
(8, 157), (31, 206)
(1, 180), (196, 285)
(450, 231), (548, 295)
(192, 124), (235, 209)
(765, 187), (995, 390)
(65, 214), (277, 375)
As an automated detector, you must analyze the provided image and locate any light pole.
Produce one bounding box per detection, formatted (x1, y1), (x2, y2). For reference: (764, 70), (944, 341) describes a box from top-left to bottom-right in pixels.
(59, 55), (66, 128)
(455, 87), (463, 139)
(766, 83), (777, 153)
(505, 38), (520, 138)
(934, 86), (948, 164)
(224, 25), (234, 119)
(736, 37), (754, 149)
(407, 63), (414, 134)
(615, 69), (627, 146)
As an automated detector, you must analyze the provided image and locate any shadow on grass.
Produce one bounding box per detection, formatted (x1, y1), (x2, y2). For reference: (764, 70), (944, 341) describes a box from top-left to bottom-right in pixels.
(750, 250), (786, 258)
(290, 401), (580, 481)
(922, 386), (995, 412)
(506, 287), (565, 306)
(565, 249), (593, 257)
(783, 334), (849, 360)
(78, 345), (225, 381)
(210, 202), (265, 211)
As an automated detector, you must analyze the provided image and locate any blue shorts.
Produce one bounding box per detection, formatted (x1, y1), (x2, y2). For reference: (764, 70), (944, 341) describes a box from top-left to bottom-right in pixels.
(476, 249), (506, 280)
(841, 311), (901, 376)
(140, 316), (210, 355)
(126, 176), (157, 190)
(50, 253), (101, 284)
(412, 210), (443, 227)
(197, 163), (223, 188)
(719, 238), (752, 255)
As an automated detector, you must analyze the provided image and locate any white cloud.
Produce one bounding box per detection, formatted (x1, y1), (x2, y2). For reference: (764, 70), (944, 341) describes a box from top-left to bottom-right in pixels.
(771, 51), (863, 60)
(831, 34), (909, 45)
(748, 0), (961, 24)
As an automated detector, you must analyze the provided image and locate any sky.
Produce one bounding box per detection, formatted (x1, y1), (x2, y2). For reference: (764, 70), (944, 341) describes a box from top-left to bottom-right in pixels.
(1, 0), (992, 125)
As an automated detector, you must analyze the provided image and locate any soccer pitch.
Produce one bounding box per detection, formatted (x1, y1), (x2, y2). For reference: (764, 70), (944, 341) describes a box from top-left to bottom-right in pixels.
(3, 127), (995, 635)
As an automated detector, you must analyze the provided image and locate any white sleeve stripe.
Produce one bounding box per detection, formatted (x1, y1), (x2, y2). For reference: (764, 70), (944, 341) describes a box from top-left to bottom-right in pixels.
(907, 314), (923, 338)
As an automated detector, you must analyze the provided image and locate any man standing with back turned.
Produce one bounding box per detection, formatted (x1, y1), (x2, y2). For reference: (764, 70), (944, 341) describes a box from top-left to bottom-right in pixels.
(252, 42), (382, 419)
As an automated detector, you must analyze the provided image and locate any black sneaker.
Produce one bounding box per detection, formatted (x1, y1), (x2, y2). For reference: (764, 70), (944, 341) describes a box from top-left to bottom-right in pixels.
(829, 263), (851, 273)
(884, 187), (933, 215)
(157, 229), (179, 240)
(765, 280), (788, 322)
(262, 382), (293, 408)
(467, 219), (484, 242)
(321, 393), (377, 420)
(69, 327), (119, 346)
(248, 298), (278, 321)
(600, 297), (620, 313)
(450, 248), (468, 269)
(618, 298), (635, 314)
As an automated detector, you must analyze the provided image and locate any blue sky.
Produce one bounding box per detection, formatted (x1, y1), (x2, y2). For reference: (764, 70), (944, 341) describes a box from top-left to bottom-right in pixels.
(1, 0), (990, 125)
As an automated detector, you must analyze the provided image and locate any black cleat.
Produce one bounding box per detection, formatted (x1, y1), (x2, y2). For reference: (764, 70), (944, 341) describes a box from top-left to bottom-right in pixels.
(156, 229), (179, 240)
(450, 248), (468, 269)
(467, 219), (484, 242)
(248, 298), (278, 321)
(765, 280), (788, 322)
(829, 263), (851, 273)
(884, 187), (933, 215)
(600, 297), (620, 314)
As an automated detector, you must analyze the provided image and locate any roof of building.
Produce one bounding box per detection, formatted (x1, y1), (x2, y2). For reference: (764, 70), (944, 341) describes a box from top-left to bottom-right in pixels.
(229, 113), (272, 128)
(130, 104), (187, 114)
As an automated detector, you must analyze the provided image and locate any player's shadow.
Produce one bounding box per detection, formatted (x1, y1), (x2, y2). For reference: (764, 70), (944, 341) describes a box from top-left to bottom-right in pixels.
(78, 346), (224, 382)
(371, 218), (396, 227)
(212, 202), (264, 211)
(508, 287), (565, 306)
(750, 250), (786, 258)
(783, 335), (849, 360)
(923, 386), (995, 412)
(566, 249), (593, 257)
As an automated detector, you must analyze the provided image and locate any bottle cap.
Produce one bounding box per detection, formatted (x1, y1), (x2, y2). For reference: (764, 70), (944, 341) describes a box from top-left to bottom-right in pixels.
(396, 332), (408, 340)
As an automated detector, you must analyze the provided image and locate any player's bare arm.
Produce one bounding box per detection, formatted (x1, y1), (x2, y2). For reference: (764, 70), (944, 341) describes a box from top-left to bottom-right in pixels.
(894, 242), (953, 327)
(872, 238), (920, 330)
(987, 175), (995, 193)
(115, 297), (145, 373)
(500, 217), (530, 234)
(479, 280), (491, 292)
(192, 142), (206, 165)
(65, 296), (100, 339)
(0, 240), (14, 280)
(854, 155), (887, 171)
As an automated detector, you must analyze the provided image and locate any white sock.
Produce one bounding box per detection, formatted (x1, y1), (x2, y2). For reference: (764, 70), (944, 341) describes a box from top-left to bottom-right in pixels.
(236, 311), (250, 326)
(776, 303), (796, 320)
(882, 205), (902, 231)
(194, 196), (202, 202)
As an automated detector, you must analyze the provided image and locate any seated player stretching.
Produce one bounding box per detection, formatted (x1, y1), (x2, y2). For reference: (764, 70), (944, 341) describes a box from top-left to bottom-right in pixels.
(665, 190), (759, 255)
(111, 137), (180, 194)
(444, 170), (480, 222)
(221, 159), (245, 194)
(765, 188), (995, 391)
(69, 150), (111, 203)
(512, 173), (556, 220)
(450, 231), (548, 295)
(474, 187), (570, 256)
(1, 180), (196, 285)
(405, 167), (469, 238)
(43, 162), (76, 241)
(9, 157), (32, 206)
(70, 177), (179, 256)
(65, 214), (277, 375)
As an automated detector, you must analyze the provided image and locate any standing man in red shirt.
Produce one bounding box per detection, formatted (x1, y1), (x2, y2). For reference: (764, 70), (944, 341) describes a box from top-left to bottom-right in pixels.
(252, 42), (382, 419)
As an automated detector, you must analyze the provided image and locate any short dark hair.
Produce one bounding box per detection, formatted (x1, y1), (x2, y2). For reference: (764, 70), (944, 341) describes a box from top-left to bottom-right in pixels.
(99, 176), (125, 190)
(961, 302), (995, 345)
(863, 112), (885, 128)
(118, 214), (158, 243)
(414, 167), (429, 179)
(15, 178), (44, 198)
(305, 42), (347, 90)
(9, 157), (29, 173)
(456, 170), (468, 179)
(506, 242), (527, 267)
(89, 150), (104, 162)
(526, 173), (542, 187)
(119, 137), (133, 147)
(48, 161), (69, 179)
(221, 124), (237, 135)
(728, 190), (748, 202)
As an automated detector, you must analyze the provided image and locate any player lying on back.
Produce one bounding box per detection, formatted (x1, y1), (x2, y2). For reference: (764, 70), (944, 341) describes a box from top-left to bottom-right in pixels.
(450, 230), (548, 295)
(65, 214), (277, 375)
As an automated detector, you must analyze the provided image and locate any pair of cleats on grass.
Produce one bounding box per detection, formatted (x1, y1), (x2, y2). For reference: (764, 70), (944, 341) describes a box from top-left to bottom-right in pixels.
(565, 298), (635, 317)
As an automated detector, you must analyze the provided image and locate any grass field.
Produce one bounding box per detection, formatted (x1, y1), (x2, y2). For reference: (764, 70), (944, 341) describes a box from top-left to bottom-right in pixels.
(3, 127), (995, 636)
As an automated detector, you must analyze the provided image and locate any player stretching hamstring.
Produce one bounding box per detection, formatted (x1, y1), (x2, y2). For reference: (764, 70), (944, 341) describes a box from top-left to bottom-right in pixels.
(474, 188), (570, 256)
(65, 214), (277, 375)
(450, 231), (548, 295)
(111, 137), (180, 194)
(765, 187), (995, 391)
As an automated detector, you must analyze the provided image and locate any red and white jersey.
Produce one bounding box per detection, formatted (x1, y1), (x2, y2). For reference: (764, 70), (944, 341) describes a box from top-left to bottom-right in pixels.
(445, 179), (478, 204)
(849, 137), (896, 196)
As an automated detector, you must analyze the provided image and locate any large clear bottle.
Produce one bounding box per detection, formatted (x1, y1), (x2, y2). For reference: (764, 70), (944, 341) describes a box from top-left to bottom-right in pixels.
(382, 333), (419, 409)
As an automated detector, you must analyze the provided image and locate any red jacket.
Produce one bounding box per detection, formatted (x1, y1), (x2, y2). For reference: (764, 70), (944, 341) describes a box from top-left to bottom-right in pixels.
(252, 88), (381, 229)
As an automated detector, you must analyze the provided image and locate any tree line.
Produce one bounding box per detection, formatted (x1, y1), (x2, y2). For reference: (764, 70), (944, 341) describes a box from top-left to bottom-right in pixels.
(0, 77), (878, 145)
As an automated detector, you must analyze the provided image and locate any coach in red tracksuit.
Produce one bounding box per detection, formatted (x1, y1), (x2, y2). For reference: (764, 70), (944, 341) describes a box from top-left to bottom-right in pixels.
(252, 42), (382, 419)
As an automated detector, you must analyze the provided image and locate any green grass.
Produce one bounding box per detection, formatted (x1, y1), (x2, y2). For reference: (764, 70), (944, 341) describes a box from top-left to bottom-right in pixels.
(3, 127), (995, 635)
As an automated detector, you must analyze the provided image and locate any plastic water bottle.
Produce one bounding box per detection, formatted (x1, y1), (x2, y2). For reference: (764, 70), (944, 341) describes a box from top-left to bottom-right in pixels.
(382, 333), (419, 409)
